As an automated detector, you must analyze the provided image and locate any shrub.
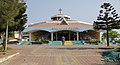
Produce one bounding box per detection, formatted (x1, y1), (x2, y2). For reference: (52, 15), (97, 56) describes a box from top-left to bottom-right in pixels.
(115, 40), (120, 43)
(85, 39), (100, 45)
(31, 41), (42, 44)
(42, 40), (49, 44)
(31, 40), (49, 45)
(113, 47), (120, 52)
(0, 47), (13, 52)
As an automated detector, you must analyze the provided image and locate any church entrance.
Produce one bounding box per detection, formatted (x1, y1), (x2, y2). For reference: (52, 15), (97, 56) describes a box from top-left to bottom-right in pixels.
(53, 30), (77, 41)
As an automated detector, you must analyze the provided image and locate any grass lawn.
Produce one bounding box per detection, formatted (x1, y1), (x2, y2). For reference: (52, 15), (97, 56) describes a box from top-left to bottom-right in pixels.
(0, 46), (13, 52)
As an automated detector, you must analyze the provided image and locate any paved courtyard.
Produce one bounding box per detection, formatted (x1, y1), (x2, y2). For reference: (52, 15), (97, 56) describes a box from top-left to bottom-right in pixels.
(0, 45), (118, 65)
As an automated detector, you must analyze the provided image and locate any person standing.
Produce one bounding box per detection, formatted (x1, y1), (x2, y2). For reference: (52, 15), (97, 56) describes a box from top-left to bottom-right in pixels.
(61, 36), (65, 46)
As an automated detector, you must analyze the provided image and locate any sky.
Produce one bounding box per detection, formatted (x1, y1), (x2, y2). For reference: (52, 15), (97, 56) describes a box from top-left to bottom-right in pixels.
(26, 0), (120, 25)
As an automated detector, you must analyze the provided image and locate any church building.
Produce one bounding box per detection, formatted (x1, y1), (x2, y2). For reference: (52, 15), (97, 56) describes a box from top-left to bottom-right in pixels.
(23, 9), (100, 45)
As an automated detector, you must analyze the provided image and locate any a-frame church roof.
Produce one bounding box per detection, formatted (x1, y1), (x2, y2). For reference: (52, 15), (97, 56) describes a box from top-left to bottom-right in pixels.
(28, 9), (93, 29)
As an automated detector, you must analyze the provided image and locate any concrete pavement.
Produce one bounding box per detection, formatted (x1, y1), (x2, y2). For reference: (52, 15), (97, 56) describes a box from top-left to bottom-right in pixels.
(0, 45), (117, 65)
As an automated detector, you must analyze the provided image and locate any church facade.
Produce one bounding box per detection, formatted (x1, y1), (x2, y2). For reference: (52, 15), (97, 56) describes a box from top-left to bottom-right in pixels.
(23, 10), (100, 42)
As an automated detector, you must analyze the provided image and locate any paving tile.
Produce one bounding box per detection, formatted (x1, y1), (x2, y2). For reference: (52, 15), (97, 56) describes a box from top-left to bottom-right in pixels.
(1, 45), (115, 65)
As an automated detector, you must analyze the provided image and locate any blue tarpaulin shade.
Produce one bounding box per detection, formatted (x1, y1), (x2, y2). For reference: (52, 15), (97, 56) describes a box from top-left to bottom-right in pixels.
(23, 28), (93, 32)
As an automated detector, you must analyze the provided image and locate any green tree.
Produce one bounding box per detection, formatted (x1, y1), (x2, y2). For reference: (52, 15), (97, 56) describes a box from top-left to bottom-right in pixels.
(13, 3), (27, 31)
(0, 1), (27, 36)
(102, 30), (120, 40)
(0, 0), (26, 51)
(93, 3), (120, 46)
(10, 2), (27, 39)
(0, 0), (19, 32)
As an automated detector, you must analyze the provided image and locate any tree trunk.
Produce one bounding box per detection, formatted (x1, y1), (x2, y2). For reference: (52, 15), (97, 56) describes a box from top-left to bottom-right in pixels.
(4, 21), (8, 52)
(106, 21), (109, 46)
(106, 29), (109, 46)
(2, 33), (6, 52)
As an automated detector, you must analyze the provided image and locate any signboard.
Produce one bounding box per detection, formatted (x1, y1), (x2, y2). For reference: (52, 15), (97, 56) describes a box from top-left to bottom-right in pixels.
(51, 27), (79, 30)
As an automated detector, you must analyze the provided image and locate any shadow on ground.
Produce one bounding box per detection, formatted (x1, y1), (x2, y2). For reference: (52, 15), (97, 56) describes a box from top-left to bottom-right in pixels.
(48, 47), (98, 50)
(92, 61), (120, 65)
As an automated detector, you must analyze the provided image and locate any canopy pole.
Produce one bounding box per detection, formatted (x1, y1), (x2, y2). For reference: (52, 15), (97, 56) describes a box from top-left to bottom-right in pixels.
(77, 32), (79, 41)
(51, 32), (53, 41)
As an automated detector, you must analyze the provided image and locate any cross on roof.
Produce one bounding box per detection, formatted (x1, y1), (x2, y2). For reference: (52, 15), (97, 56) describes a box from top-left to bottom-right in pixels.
(59, 8), (62, 14)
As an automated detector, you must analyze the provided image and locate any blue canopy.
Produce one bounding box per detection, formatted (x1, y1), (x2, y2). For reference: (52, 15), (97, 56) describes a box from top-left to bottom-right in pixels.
(23, 27), (93, 32)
